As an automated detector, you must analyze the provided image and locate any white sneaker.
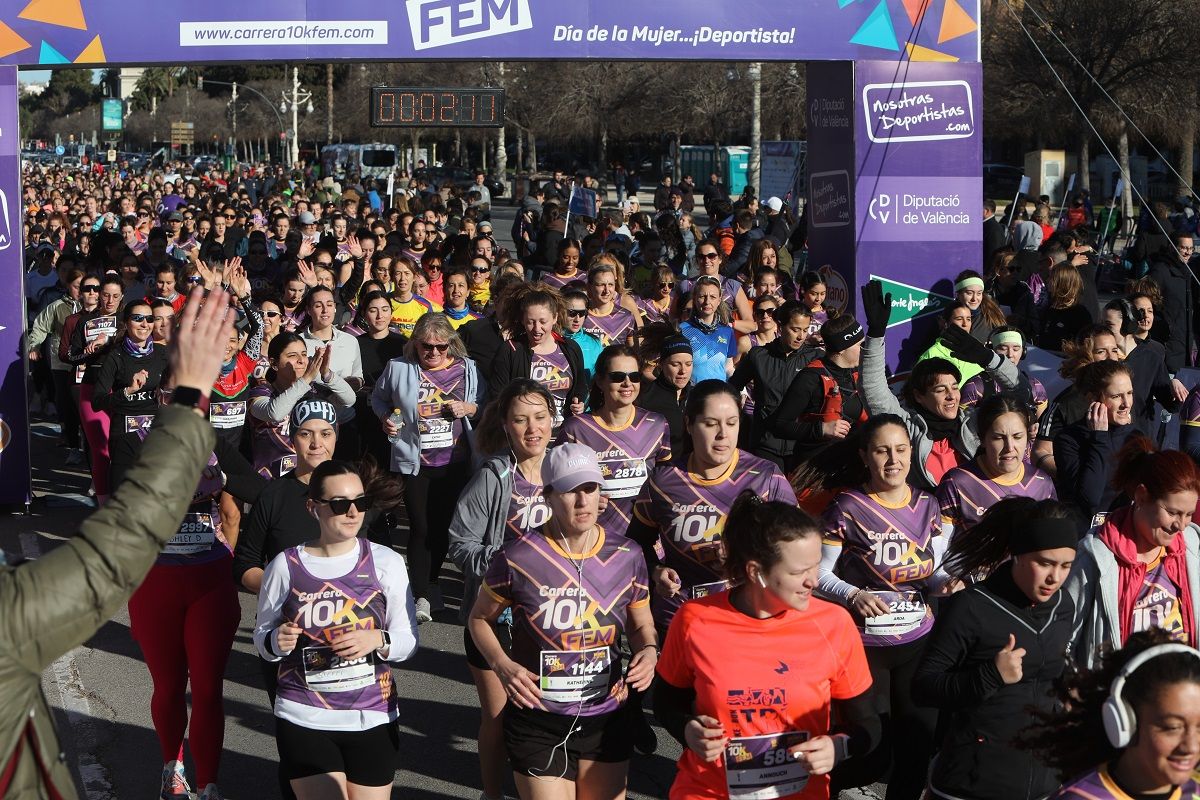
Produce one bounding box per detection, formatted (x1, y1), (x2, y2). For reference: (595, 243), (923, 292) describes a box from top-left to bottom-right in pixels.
(159, 761), (191, 800)
(199, 783), (225, 800)
(415, 597), (432, 624)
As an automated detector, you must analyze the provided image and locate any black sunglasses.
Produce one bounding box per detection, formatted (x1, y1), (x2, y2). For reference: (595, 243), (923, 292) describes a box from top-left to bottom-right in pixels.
(419, 342), (450, 352)
(471, 267), (490, 274)
(754, 308), (777, 318)
(185, 276), (204, 284)
(127, 313), (152, 323)
(81, 285), (100, 293)
(697, 251), (720, 260)
(566, 309), (588, 318)
(606, 371), (639, 384)
(315, 496), (369, 515)
(658, 281), (675, 289)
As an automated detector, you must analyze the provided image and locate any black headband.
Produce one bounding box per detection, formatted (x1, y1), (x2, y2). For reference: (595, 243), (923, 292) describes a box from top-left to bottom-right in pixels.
(1011, 518), (1077, 555)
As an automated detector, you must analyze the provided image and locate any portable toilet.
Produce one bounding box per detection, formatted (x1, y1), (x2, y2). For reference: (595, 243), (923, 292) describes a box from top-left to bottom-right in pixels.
(724, 146), (750, 196)
(678, 145), (752, 197)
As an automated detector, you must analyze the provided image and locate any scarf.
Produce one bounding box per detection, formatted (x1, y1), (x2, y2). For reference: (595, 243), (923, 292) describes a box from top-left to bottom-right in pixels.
(444, 305), (472, 321)
(912, 404), (960, 443)
(688, 314), (719, 336)
(1098, 506), (1196, 647)
(123, 336), (154, 358)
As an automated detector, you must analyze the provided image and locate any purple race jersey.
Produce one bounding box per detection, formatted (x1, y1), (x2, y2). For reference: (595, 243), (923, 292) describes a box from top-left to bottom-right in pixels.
(248, 383), (298, 479)
(507, 467), (552, 543)
(1052, 765), (1200, 798)
(936, 461), (1056, 532)
(807, 309), (829, 337)
(417, 361), (469, 468)
(530, 346), (573, 428)
(1183, 385), (1200, 428)
(822, 488), (943, 647)
(276, 539), (395, 714)
(959, 374), (1048, 410)
(634, 294), (675, 325)
(483, 529), (649, 716)
(633, 451), (797, 630)
(1133, 557), (1187, 643)
(584, 307), (636, 347)
(541, 271), (585, 291)
(557, 408), (672, 537)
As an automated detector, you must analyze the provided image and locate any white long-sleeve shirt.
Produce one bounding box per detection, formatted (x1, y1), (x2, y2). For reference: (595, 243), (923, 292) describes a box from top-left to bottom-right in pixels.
(254, 542), (418, 731)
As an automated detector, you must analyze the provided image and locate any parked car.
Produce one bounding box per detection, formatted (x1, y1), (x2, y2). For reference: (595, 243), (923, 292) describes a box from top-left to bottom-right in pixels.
(416, 166), (505, 199)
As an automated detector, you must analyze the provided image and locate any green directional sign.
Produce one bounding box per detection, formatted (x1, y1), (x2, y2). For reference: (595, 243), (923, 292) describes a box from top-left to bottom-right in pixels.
(870, 274), (953, 328)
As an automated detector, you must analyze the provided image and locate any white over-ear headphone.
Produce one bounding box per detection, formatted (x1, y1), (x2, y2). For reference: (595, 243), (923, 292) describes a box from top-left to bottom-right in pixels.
(1102, 643), (1200, 748)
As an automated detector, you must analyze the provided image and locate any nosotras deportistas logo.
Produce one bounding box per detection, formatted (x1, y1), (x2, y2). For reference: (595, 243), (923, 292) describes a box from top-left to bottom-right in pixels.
(406, 0), (533, 50)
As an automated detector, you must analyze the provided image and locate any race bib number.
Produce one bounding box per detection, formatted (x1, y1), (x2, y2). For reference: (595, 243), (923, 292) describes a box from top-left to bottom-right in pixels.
(599, 457), (648, 499)
(209, 400), (247, 429)
(124, 414), (155, 435)
(302, 646), (376, 693)
(864, 590), (926, 637)
(539, 646), (611, 704)
(418, 414), (454, 451)
(164, 512), (217, 556)
(690, 580), (729, 600)
(725, 731), (810, 799)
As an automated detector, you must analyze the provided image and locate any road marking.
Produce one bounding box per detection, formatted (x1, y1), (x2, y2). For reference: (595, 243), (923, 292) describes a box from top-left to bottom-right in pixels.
(22, 533), (117, 800)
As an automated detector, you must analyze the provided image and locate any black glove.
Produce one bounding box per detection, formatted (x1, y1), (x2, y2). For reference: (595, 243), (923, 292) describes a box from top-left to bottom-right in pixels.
(941, 323), (995, 368)
(860, 280), (892, 338)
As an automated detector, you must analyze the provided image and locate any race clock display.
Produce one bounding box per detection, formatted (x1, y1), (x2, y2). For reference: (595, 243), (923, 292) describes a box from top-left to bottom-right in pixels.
(370, 87), (505, 128)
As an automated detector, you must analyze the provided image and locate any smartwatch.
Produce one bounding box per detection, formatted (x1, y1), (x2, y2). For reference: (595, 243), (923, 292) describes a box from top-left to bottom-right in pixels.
(378, 630), (392, 652)
(171, 385), (211, 416)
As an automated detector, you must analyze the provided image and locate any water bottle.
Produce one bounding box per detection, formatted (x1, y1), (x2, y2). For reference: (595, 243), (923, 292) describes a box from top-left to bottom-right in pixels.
(387, 409), (404, 443)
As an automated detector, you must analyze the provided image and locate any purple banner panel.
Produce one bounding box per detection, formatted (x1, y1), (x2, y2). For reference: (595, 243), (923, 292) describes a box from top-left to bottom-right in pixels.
(855, 60), (983, 370)
(0, 65), (31, 507)
(0, 0), (980, 67)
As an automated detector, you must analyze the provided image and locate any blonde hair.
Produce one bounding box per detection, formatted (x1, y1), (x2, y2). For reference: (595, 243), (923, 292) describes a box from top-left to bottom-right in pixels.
(403, 313), (469, 361)
(1048, 263), (1082, 310)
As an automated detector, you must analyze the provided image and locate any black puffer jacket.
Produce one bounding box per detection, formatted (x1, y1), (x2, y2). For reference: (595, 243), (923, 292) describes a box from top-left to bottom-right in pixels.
(913, 567), (1074, 800)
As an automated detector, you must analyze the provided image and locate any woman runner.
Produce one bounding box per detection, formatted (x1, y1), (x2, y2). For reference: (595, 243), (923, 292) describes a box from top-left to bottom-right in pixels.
(557, 344), (671, 538)
(820, 414), (947, 800)
(467, 444), (658, 800)
(653, 493), (879, 800)
(254, 461), (419, 800)
(628, 380), (797, 636)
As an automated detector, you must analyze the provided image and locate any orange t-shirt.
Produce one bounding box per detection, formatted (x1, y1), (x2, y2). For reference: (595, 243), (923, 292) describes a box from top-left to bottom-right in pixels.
(656, 592), (872, 800)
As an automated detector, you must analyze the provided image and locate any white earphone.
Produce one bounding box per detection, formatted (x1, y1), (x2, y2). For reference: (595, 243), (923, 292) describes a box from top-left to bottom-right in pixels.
(1102, 643), (1200, 748)
(756, 573), (767, 588)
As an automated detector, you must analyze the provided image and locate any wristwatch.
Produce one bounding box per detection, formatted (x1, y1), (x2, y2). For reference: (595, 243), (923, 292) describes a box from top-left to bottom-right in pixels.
(171, 385), (210, 416)
(378, 630), (391, 652)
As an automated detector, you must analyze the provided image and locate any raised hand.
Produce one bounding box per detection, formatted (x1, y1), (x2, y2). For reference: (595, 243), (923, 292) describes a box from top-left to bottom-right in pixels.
(860, 279), (892, 337)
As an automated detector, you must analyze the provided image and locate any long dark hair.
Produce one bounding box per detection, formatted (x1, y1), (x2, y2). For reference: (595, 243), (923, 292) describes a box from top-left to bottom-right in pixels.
(308, 459), (404, 511)
(587, 344), (640, 412)
(1018, 628), (1200, 780)
(943, 497), (1077, 580)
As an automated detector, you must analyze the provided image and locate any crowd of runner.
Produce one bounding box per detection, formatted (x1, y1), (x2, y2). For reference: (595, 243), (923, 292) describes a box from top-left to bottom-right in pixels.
(17, 155), (1200, 800)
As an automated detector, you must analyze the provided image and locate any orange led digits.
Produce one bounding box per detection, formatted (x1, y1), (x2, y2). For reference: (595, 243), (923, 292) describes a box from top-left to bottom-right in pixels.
(370, 87), (505, 128)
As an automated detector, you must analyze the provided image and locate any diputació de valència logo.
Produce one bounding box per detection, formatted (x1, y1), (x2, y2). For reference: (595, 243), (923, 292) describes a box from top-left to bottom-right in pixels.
(406, 0), (533, 50)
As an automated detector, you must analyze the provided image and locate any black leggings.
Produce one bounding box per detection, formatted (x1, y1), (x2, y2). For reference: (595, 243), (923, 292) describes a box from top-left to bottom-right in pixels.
(52, 369), (81, 448)
(401, 460), (470, 600)
(831, 637), (937, 800)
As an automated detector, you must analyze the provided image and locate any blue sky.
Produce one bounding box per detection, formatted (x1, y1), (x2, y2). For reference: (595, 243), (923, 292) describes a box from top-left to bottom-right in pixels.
(19, 68), (101, 85)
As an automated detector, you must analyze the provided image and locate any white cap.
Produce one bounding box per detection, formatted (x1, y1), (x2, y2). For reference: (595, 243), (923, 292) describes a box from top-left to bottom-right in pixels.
(765, 197), (784, 213)
(541, 443), (604, 492)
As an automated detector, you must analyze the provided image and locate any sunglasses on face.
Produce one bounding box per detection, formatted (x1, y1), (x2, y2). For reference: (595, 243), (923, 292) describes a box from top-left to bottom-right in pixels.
(566, 308), (588, 318)
(698, 252), (719, 260)
(419, 342), (450, 353)
(315, 496), (369, 515)
(472, 267), (490, 274)
(659, 282), (675, 289)
(263, 310), (281, 318)
(754, 308), (777, 318)
(606, 371), (639, 384)
(127, 313), (152, 323)
(81, 285), (100, 293)
(185, 276), (204, 284)
(137, 212), (149, 217)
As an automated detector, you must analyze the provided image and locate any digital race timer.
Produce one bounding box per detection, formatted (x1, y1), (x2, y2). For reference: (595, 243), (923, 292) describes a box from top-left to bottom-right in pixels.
(370, 87), (505, 128)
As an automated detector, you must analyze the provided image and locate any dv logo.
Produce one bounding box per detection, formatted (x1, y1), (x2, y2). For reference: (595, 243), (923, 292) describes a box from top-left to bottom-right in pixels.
(406, 0), (533, 51)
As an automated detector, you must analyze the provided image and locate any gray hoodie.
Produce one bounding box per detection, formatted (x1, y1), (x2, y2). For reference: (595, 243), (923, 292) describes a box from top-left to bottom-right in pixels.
(447, 454), (516, 622)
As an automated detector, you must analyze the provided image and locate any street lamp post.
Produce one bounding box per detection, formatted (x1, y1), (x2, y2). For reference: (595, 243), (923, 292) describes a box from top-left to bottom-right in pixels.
(280, 66), (314, 168)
